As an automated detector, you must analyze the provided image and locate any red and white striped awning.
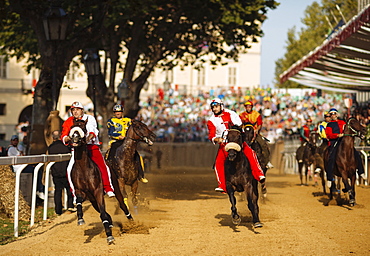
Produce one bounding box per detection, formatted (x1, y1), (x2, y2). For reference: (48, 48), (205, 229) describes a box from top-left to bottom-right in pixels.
(279, 5), (370, 92)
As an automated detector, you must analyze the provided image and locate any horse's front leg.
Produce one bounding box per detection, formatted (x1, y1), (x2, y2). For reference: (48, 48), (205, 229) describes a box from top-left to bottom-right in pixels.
(113, 177), (133, 220)
(298, 162), (304, 185)
(131, 180), (139, 206)
(226, 183), (240, 225)
(341, 173), (356, 206)
(75, 195), (85, 226)
(246, 180), (262, 228)
(117, 178), (130, 208)
(94, 190), (115, 244)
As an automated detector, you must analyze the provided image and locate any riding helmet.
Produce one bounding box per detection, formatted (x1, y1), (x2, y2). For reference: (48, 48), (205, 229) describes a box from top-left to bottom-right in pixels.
(210, 98), (223, 107)
(113, 104), (124, 112)
(70, 101), (84, 109)
(244, 100), (253, 107)
(329, 108), (338, 114)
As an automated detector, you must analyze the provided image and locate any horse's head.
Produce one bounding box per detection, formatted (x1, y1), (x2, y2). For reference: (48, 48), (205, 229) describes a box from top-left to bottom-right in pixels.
(308, 131), (322, 148)
(243, 123), (255, 146)
(69, 119), (87, 147)
(130, 120), (156, 145)
(224, 127), (243, 161)
(347, 118), (367, 139)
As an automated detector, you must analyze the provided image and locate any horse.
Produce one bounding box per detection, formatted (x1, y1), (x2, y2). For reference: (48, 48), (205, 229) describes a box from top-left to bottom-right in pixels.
(243, 124), (269, 196)
(106, 119), (156, 206)
(224, 126), (262, 228)
(295, 134), (316, 186)
(324, 118), (367, 206)
(307, 131), (327, 194)
(69, 119), (121, 244)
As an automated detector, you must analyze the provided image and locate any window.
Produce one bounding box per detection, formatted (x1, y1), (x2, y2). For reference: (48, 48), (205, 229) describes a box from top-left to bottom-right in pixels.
(0, 134), (5, 140)
(197, 68), (205, 86)
(0, 56), (6, 78)
(228, 67), (237, 86)
(0, 104), (6, 115)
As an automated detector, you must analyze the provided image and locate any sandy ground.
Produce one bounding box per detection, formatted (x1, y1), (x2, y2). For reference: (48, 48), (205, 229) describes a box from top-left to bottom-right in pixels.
(1, 167), (370, 256)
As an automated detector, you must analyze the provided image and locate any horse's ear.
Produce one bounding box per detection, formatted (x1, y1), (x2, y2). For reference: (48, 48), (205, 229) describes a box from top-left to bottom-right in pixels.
(231, 125), (242, 132)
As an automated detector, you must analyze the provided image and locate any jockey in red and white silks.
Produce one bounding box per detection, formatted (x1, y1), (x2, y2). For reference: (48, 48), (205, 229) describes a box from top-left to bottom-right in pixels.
(207, 98), (265, 193)
(61, 101), (115, 199)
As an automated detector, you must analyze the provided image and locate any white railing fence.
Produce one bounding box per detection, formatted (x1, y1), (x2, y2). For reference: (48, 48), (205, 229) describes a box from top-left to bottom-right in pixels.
(0, 153), (71, 237)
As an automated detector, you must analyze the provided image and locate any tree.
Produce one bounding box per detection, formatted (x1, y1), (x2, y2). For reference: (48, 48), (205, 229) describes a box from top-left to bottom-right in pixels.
(0, 0), (278, 154)
(274, 0), (357, 88)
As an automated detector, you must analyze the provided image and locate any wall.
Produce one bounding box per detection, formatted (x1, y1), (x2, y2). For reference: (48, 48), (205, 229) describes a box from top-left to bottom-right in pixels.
(141, 142), (282, 173)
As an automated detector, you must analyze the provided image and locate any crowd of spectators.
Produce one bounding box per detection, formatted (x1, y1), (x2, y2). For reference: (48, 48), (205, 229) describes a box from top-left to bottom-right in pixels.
(136, 87), (370, 144)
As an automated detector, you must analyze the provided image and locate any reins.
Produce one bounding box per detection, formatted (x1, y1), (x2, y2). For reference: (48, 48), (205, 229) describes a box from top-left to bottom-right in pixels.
(343, 118), (361, 137)
(126, 121), (151, 144)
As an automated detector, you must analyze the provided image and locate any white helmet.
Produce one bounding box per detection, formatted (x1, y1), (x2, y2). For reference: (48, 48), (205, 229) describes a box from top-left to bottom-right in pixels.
(210, 98), (224, 113)
(70, 101), (84, 109)
(210, 98), (223, 107)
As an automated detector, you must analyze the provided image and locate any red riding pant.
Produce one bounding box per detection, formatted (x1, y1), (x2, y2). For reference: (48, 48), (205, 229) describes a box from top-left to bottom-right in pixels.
(214, 142), (265, 191)
(87, 144), (114, 193)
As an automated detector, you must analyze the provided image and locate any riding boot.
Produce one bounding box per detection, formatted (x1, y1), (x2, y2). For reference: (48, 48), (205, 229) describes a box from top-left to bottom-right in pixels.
(326, 142), (340, 184)
(242, 142), (265, 182)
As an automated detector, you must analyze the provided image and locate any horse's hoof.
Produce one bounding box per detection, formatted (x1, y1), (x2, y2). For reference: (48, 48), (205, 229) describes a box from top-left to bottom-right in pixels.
(132, 197), (138, 206)
(349, 199), (356, 206)
(107, 236), (115, 245)
(253, 222), (263, 228)
(77, 219), (85, 226)
(232, 215), (241, 225)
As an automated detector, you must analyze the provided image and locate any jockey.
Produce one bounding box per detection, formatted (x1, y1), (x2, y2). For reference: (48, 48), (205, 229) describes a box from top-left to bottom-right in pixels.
(207, 98), (265, 193)
(325, 108), (365, 187)
(106, 104), (148, 183)
(239, 100), (273, 169)
(299, 118), (315, 145)
(61, 101), (115, 198)
(318, 111), (331, 141)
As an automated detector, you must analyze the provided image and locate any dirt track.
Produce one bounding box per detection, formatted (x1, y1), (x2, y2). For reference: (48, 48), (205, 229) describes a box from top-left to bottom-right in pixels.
(1, 167), (370, 256)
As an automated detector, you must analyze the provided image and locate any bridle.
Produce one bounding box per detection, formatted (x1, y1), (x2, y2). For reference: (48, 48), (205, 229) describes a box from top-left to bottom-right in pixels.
(126, 120), (154, 145)
(344, 118), (365, 138)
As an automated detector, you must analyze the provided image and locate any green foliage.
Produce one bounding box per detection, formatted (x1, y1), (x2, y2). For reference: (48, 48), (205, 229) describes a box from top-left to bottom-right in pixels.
(0, 207), (56, 245)
(274, 0), (357, 88)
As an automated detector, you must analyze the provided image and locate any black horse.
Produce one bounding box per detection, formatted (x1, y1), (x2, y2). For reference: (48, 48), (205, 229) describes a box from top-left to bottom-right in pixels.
(224, 126), (262, 228)
(324, 118), (366, 206)
(69, 119), (121, 244)
(243, 124), (269, 196)
(106, 120), (156, 206)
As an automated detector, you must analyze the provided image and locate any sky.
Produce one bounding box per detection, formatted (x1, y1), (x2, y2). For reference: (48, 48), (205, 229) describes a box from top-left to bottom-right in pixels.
(260, 0), (317, 87)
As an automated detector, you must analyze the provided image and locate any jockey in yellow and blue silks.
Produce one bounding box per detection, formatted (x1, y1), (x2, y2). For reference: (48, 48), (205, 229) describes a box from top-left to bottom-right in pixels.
(318, 111), (331, 141)
(106, 104), (148, 183)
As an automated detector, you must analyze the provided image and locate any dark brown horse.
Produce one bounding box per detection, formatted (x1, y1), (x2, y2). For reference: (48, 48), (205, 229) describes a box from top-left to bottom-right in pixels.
(295, 134), (316, 186)
(69, 119), (121, 244)
(106, 120), (156, 206)
(243, 124), (269, 196)
(324, 118), (366, 206)
(224, 127), (262, 228)
(308, 131), (327, 194)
